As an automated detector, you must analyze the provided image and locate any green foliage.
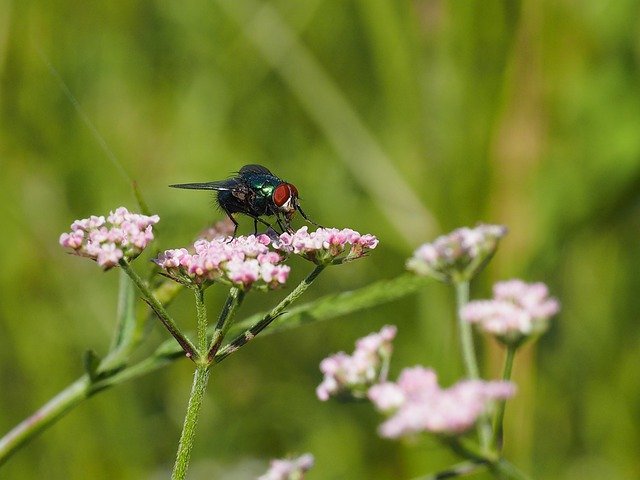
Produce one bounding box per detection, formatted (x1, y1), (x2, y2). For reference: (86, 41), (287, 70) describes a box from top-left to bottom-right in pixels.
(1, 0), (640, 478)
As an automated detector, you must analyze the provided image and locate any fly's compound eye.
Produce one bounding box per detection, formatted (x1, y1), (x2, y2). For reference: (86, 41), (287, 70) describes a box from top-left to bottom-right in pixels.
(273, 183), (297, 209)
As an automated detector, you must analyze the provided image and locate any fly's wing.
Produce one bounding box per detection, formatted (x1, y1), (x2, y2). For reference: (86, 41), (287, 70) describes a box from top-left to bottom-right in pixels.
(238, 164), (274, 176)
(170, 178), (252, 208)
(169, 179), (237, 191)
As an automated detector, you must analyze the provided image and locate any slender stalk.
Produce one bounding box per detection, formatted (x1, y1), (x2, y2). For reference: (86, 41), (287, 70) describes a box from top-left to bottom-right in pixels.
(454, 280), (491, 450)
(171, 365), (211, 480)
(0, 377), (90, 466)
(207, 288), (245, 361)
(215, 264), (326, 363)
(443, 438), (530, 480)
(492, 345), (517, 451)
(119, 259), (197, 359)
(455, 280), (479, 379)
(193, 286), (208, 355)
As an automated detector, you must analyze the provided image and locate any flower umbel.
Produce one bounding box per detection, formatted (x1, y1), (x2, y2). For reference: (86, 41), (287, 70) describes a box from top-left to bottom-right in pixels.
(406, 224), (507, 282)
(461, 279), (560, 346)
(154, 234), (290, 290)
(368, 366), (515, 438)
(258, 453), (315, 480)
(316, 325), (396, 401)
(274, 226), (378, 265)
(59, 207), (160, 269)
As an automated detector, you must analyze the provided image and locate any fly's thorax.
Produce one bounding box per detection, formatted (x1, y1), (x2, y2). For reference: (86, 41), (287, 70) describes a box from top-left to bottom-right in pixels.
(273, 183), (299, 213)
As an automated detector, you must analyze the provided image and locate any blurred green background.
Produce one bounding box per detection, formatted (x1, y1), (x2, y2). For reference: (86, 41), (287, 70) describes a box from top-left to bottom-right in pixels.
(1, 0), (640, 478)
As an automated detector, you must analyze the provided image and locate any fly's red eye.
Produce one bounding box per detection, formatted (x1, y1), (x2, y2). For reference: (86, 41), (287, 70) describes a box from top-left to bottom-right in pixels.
(273, 184), (292, 207)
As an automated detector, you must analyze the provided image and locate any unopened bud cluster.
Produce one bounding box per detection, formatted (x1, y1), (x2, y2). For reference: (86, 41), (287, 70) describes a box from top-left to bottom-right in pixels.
(406, 224), (507, 282)
(316, 325), (396, 401)
(317, 327), (514, 438)
(59, 207), (159, 269)
(368, 367), (515, 438)
(461, 279), (560, 345)
(274, 226), (379, 265)
(154, 235), (290, 290)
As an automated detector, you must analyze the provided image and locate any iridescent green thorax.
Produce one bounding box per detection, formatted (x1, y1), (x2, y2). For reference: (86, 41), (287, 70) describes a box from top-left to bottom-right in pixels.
(244, 173), (282, 213)
(247, 174), (279, 198)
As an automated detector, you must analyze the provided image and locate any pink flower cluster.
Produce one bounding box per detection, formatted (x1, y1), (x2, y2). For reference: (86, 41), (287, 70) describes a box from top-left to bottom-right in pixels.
(461, 279), (560, 344)
(316, 325), (396, 401)
(368, 367), (515, 438)
(154, 234), (290, 290)
(274, 226), (379, 265)
(258, 453), (314, 480)
(59, 207), (160, 269)
(406, 224), (507, 282)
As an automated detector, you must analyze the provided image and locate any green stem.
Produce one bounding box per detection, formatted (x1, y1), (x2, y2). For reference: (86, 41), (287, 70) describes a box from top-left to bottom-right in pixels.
(215, 264), (326, 363)
(0, 377), (90, 466)
(443, 438), (530, 480)
(492, 345), (517, 451)
(171, 365), (211, 480)
(454, 280), (491, 450)
(193, 286), (208, 355)
(455, 281), (479, 379)
(119, 259), (197, 359)
(207, 288), (245, 361)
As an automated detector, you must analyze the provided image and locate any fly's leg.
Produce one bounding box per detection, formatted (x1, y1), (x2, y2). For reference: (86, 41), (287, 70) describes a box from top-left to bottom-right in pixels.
(222, 209), (239, 239)
(244, 213), (275, 234)
(275, 213), (289, 234)
(297, 205), (322, 228)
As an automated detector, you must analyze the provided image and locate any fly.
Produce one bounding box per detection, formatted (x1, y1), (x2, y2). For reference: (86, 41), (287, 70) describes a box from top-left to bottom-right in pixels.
(170, 164), (320, 236)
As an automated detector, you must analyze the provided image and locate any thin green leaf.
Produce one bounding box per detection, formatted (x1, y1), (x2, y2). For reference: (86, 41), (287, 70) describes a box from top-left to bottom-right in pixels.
(97, 270), (137, 373)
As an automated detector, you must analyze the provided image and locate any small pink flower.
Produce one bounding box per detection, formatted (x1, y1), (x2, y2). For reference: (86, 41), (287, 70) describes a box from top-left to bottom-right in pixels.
(273, 226), (378, 265)
(407, 224), (507, 282)
(258, 453), (315, 480)
(461, 279), (560, 345)
(60, 207), (159, 270)
(226, 258), (260, 287)
(316, 325), (397, 401)
(59, 230), (84, 249)
(96, 243), (123, 269)
(368, 366), (515, 438)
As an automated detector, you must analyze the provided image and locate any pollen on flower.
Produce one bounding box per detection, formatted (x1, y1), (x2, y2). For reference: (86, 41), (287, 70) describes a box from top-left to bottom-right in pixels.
(258, 453), (314, 480)
(461, 279), (560, 344)
(368, 366), (515, 438)
(154, 235), (290, 290)
(273, 226), (379, 265)
(406, 224), (507, 282)
(316, 325), (397, 401)
(59, 207), (160, 269)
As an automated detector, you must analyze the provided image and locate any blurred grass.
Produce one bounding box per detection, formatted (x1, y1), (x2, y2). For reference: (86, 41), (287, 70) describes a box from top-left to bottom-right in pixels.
(1, 0), (640, 478)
